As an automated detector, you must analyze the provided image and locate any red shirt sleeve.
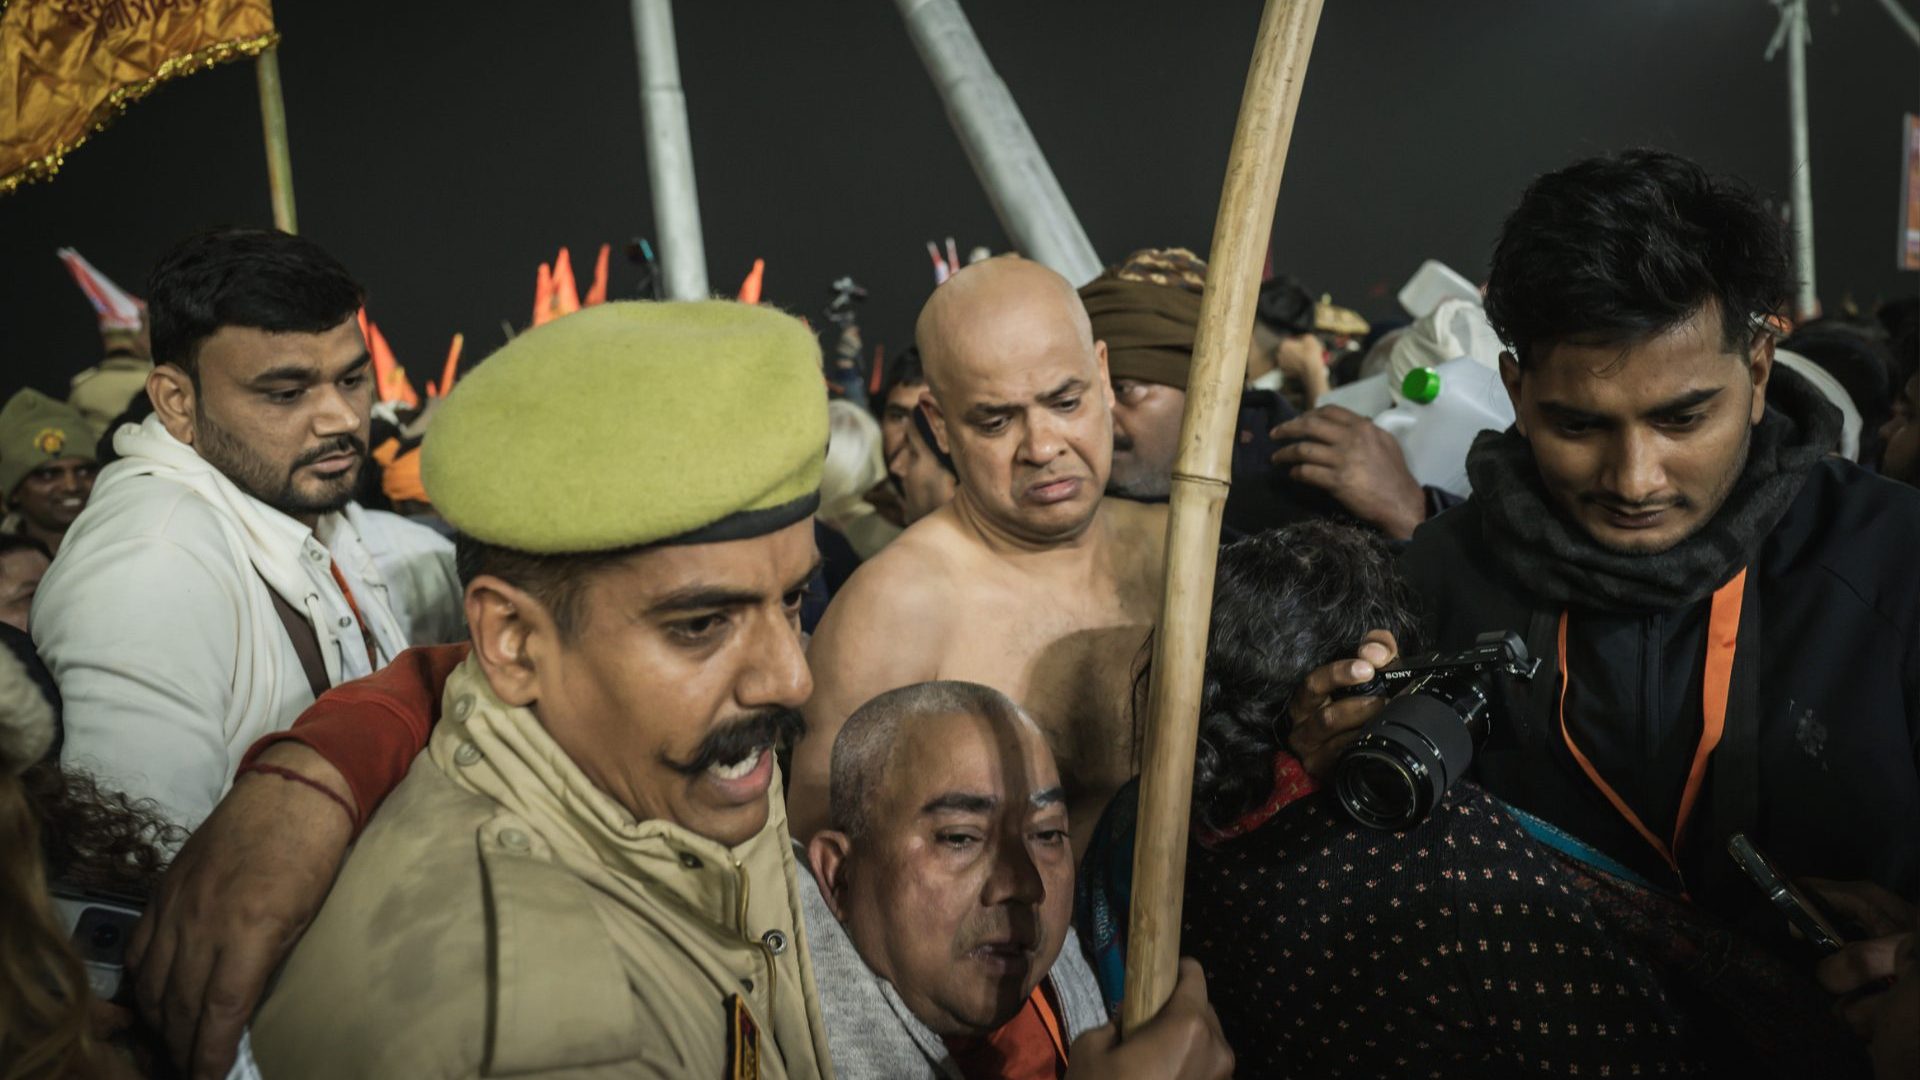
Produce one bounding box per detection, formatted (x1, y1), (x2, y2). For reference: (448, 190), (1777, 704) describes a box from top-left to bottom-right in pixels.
(242, 643), (470, 835)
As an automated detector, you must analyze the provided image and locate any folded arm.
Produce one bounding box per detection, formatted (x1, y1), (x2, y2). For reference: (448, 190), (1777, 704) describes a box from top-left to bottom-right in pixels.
(130, 642), (468, 1079)
(244, 642), (470, 829)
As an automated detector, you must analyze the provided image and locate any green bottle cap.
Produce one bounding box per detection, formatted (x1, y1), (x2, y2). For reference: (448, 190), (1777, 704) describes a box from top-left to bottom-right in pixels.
(1401, 366), (1442, 404)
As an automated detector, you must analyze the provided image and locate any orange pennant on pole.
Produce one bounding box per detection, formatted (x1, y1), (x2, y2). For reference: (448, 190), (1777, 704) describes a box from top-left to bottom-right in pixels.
(531, 261), (555, 326)
(552, 247), (581, 316)
(737, 258), (765, 305)
(361, 313), (420, 408)
(584, 243), (611, 306)
(436, 334), (464, 398)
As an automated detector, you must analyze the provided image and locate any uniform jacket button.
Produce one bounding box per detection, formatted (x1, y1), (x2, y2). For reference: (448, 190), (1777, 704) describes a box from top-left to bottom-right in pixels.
(678, 852), (702, 870)
(761, 929), (788, 955)
(454, 741), (483, 766)
(451, 695), (475, 721)
(499, 828), (530, 851)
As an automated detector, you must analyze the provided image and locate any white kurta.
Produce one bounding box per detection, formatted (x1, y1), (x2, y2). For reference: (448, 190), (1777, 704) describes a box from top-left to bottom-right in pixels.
(33, 415), (463, 831)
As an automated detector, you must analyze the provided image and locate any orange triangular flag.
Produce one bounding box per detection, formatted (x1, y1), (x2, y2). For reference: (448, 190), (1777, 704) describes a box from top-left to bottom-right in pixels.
(362, 315), (420, 408)
(437, 334), (464, 398)
(584, 243), (611, 306)
(737, 258), (765, 305)
(532, 261), (555, 327)
(552, 247), (581, 317)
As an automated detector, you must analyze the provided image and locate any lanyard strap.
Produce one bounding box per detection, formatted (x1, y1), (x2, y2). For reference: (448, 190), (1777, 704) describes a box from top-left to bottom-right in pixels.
(329, 561), (382, 672)
(1555, 568), (1747, 891)
(1032, 981), (1069, 1067)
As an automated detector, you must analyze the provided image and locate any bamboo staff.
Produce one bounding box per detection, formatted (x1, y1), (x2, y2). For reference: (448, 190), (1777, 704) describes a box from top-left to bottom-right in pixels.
(1120, 0), (1325, 1034)
(255, 47), (297, 233)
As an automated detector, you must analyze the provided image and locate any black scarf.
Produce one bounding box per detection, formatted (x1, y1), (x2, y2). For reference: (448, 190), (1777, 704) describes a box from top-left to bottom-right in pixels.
(1467, 364), (1841, 613)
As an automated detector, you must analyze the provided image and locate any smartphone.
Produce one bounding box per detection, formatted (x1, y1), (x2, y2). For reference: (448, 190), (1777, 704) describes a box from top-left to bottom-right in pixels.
(48, 887), (144, 1002)
(1728, 833), (1847, 954)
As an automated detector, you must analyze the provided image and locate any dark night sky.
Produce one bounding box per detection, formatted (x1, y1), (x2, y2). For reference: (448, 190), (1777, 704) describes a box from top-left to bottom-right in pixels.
(4, 0), (1916, 398)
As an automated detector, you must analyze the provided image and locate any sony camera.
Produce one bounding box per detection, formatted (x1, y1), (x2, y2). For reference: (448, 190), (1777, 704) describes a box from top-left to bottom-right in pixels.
(1332, 630), (1540, 830)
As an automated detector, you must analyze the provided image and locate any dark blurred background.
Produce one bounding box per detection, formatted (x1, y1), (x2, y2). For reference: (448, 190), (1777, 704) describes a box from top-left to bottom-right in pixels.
(4, 0), (1916, 395)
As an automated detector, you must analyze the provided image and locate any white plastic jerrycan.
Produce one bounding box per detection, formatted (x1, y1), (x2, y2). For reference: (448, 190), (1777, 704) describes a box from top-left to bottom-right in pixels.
(1371, 355), (1514, 496)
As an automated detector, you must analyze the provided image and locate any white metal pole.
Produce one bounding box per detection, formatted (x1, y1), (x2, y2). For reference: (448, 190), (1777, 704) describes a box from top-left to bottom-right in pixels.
(1785, 0), (1818, 319)
(1874, 0), (1920, 49)
(893, 0), (1103, 285)
(1768, 1), (1820, 319)
(630, 0), (710, 299)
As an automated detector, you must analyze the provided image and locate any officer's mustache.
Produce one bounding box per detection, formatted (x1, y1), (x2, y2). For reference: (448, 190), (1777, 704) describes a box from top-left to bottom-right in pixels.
(665, 707), (805, 776)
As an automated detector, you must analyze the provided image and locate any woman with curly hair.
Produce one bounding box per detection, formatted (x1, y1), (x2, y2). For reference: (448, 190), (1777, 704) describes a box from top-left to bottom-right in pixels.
(2, 633), (177, 1079)
(1076, 521), (1859, 1079)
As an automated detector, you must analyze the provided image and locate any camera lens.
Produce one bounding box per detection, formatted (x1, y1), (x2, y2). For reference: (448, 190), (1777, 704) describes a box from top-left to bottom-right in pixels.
(1336, 750), (1423, 829)
(91, 921), (121, 950)
(1334, 693), (1474, 830)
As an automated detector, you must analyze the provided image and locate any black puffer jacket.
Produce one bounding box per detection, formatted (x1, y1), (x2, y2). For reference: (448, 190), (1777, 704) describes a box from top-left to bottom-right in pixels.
(1401, 456), (1920, 946)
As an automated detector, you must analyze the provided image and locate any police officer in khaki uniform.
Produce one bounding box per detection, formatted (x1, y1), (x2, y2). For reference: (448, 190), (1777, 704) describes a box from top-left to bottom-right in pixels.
(0, 389), (99, 556)
(68, 353), (154, 440)
(250, 301), (835, 1078)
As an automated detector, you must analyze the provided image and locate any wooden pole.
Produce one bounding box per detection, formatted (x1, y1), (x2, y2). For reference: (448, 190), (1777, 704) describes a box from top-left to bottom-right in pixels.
(1119, 0), (1325, 1034)
(256, 47), (297, 234)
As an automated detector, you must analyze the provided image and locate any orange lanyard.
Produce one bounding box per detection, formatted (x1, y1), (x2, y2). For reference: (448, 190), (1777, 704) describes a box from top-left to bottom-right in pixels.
(1556, 568), (1746, 893)
(329, 561), (381, 671)
(1032, 983), (1069, 1068)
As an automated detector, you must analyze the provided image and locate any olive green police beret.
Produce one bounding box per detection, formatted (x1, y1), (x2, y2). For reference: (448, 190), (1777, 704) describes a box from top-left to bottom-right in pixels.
(0, 389), (97, 497)
(421, 301), (827, 553)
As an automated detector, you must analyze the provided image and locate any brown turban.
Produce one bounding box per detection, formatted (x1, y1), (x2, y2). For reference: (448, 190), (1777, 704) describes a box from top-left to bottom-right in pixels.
(1078, 247), (1207, 391)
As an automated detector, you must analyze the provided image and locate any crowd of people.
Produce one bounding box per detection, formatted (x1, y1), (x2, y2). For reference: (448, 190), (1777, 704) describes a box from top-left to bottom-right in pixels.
(2, 146), (1917, 1080)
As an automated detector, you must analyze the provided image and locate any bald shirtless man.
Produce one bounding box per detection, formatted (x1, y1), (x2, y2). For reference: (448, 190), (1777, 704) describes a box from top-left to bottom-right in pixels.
(791, 258), (1168, 849)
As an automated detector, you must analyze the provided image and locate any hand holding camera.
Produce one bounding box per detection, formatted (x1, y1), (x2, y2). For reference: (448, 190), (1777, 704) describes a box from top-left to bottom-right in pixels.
(1284, 629), (1399, 779)
(1286, 628), (1541, 830)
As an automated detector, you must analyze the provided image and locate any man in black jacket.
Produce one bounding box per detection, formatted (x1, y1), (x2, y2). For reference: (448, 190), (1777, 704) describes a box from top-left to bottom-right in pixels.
(1289, 149), (1920, 947)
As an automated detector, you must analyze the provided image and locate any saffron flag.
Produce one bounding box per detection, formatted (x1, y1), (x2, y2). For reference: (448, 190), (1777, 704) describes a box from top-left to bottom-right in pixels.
(1, 0), (279, 195)
(356, 309), (420, 409)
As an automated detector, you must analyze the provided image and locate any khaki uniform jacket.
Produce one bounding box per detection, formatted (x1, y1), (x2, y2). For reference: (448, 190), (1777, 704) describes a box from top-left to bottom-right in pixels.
(252, 658), (835, 1079)
(67, 354), (152, 438)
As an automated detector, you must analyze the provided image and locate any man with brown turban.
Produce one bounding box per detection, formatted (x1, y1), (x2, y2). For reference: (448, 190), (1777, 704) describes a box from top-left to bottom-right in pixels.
(1078, 248), (1343, 535)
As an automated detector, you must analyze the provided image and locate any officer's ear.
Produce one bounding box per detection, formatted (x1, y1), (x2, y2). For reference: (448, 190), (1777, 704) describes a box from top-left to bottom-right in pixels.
(807, 830), (855, 922)
(465, 575), (549, 707)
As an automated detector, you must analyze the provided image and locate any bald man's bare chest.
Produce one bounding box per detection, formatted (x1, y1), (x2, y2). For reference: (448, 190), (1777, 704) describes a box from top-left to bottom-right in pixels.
(924, 568), (1154, 818)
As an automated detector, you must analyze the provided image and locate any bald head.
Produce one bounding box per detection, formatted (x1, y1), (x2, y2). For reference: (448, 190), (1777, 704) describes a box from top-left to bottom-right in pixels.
(915, 256), (1095, 401)
(908, 257), (1116, 541)
(829, 680), (1046, 841)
